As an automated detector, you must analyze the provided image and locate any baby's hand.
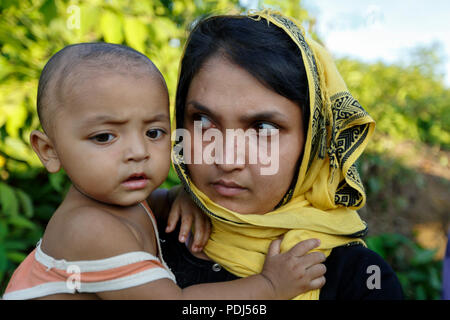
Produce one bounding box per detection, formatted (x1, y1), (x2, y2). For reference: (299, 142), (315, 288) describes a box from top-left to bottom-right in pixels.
(165, 187), (211, 252)
(260, 238), (326, 299)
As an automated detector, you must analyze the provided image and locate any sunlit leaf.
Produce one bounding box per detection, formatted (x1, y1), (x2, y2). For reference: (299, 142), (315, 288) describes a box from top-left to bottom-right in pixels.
(124, 17), (147, 53)
(0, 182), (18, 216)
(0, 245), (7, 272)
(6, 251), (26, 264)
(39, 0), (58, 25)
(8, 215), (36, 230)
(15, 189), (34, 218)
(100, 10), (124, 44)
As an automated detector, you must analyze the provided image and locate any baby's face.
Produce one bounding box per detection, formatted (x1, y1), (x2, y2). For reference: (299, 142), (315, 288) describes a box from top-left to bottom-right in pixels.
(51, 72), (171, 206)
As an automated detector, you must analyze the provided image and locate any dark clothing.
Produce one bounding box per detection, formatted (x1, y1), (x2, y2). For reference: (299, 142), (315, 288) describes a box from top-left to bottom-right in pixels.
(157, 221), (404, 300)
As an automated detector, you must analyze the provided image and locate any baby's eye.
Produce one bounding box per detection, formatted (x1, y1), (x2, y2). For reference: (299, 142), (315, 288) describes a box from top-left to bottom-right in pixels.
(254, 122), (279, 136)
(194, 114), (214, 130)
(146, 129), (165, 140)
(90, 133), (115, 143)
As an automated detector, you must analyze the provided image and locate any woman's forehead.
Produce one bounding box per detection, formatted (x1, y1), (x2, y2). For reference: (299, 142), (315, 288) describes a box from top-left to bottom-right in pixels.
(186, 56), (301, 119)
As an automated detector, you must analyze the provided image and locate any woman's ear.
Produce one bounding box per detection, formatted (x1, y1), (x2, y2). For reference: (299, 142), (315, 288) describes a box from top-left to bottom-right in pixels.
(30, 130), (61, 173)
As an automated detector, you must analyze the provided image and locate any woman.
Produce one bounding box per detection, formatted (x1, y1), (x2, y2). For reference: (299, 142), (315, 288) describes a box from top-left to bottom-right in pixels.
(151, 10), (403, 300)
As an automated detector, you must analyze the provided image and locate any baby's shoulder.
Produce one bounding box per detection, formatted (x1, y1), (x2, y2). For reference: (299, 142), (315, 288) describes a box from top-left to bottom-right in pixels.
(42, 205), (143, 262)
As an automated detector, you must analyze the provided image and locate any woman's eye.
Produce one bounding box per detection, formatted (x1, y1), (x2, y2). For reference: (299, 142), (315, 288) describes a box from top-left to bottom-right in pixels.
(254, 122), (279, 136)
(194, 114), (214, 130)
(90, 133), (115, 143)
(146, 129), (165, 140)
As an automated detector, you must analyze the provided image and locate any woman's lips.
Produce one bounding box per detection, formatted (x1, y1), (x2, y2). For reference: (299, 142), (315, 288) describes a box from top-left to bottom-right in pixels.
(211, 180), (247, 197)
(122, 173), (149, 190)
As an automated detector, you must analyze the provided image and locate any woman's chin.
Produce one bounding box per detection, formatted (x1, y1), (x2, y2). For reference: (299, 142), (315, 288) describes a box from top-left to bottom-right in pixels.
(211, 197), (265, 215)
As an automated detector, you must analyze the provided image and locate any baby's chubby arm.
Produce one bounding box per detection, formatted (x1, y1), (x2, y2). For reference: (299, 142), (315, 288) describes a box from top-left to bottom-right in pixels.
(95, 236), (325, 300)
(148, 186), (210, 252)
(59, 206), (326, 299)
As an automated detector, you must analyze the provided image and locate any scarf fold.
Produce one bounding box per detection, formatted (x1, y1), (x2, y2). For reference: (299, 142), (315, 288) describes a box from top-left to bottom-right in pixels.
(172, 10), (375, 300)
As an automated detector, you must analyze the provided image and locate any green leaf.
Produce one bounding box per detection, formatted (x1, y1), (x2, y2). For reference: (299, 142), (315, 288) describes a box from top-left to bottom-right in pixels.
(7, 215), (36, 230)
(124, 17), (147, 52)
(0, 245), (7, 272)
(79, 5), (100, 35)
(49, 170), (66, 193)
(5, 102), (27, 139)
(0, 220), (8, 240)
(15, 189), (34, 218)
(100, 11), (124, 43)
(0, 182), (19, 216)
(39, 0), (58, 25)
(6, 251), (26, 264)
(366, 236), (386, 259)
(415, 285), (427, 300)
(3, 240), (28, 251)
(411, 248), (436, 266)
(429, 265), (443, 291)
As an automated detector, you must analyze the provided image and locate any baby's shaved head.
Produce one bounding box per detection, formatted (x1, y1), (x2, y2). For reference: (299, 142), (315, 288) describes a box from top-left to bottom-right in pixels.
(37, 43), (166, 134)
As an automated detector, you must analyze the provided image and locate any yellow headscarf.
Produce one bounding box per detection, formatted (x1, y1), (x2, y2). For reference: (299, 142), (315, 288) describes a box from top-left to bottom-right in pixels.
(172, 10), (375, 300)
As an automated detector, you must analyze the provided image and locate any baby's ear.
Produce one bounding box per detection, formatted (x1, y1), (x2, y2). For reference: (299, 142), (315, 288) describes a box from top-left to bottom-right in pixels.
(30, 130), (61, 173)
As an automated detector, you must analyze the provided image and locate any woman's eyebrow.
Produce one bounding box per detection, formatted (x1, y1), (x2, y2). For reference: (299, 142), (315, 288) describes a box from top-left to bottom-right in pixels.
(186, 101), (289, 123)
(239, 111), (289, 123)
(186, 101), (219, 118)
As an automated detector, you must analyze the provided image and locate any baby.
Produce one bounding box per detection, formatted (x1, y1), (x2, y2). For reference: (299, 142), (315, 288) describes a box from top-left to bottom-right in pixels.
(2, 43), (325, 299)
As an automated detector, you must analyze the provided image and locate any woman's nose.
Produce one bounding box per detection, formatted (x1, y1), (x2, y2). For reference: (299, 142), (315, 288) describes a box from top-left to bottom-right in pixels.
(214, 132), (247, 172)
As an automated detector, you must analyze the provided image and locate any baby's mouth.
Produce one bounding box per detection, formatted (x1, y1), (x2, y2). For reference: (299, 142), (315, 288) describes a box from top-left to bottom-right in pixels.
(122, 173), (149, 190)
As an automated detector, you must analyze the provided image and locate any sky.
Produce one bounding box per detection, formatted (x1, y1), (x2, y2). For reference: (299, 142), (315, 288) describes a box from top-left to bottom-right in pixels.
(241, 0), (450, 86)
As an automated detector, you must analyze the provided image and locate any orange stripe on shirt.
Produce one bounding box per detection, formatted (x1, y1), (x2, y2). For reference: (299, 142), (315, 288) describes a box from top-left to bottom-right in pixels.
(4, 249), (165, 294)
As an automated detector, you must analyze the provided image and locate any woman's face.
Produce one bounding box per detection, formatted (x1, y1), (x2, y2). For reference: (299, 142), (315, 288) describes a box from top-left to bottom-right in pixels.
(183, 56), (305, 214)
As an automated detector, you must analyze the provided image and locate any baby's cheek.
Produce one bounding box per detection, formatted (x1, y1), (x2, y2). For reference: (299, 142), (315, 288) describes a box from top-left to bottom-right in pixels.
(151, 150), (171, 184)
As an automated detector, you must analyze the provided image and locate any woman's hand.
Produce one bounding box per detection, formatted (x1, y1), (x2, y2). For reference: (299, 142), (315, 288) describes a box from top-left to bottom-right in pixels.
(260, 238), (327, 299)
(165, 186), (211, 253)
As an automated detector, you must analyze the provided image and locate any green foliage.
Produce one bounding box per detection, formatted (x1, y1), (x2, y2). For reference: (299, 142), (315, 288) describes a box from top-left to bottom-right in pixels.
(337, 53), (450, 150)
(358, 152), (425, 212)
(0, 168), (70, 293)
(366, 233), (443, 300)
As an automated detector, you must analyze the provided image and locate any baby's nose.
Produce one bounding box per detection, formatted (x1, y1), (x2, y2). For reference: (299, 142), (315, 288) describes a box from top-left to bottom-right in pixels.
(125, 136), (150, 162)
